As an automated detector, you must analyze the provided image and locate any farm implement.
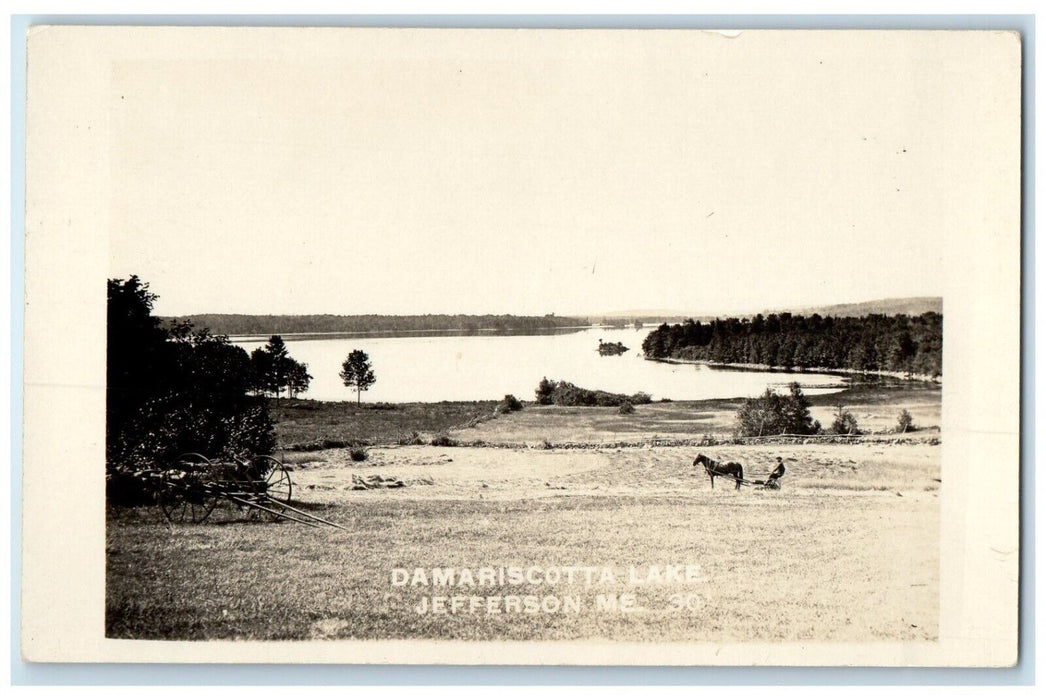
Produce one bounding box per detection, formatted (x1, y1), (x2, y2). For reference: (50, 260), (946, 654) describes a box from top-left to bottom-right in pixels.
(735, 476), (782, 490)
(151, 453), (346, 529)
(704, 473), (783, 491)
(693, 454), (784, 491)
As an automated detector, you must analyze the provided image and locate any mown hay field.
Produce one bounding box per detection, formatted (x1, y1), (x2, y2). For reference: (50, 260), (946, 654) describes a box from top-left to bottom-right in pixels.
(107, 438), (939, 642)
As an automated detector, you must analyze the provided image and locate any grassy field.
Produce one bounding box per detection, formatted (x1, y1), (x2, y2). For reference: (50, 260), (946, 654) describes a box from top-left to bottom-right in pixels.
(273, 399), (498, 449)
(272, 381), (941, 450)
(449, 382), (940, 446)
(107, 381), (940, 642)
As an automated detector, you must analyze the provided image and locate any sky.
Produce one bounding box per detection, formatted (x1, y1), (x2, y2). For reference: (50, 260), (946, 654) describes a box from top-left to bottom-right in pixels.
(103, 29), (1011, 317)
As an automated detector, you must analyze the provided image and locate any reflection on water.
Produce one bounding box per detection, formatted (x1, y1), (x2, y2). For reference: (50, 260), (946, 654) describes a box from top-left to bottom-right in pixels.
(233, 327), (846, 403)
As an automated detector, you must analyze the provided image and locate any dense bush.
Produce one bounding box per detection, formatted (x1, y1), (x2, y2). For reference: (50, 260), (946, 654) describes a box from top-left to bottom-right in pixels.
(431, 433), (458, 447)
(618, 401), (635, 414)
(117, 397), (276, 472)
(399, 430), (424, 446)
(534, 379), (654, 408)
(107, 276), (276, 479)
(735, 382), (820, 437)
(535, 377), (556, 405)
(897, 409), (915, 433)
(349, 444), (369, 462)
(497, 394), (524, 413)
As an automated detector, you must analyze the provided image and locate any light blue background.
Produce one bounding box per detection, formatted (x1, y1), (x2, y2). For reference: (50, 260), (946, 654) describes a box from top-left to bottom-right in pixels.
(9, 13), (1035, 685)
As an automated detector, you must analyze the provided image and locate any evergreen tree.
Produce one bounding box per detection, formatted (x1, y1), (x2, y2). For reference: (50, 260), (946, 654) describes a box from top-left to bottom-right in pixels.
(249, 335), (311, 399)
(830, 404), (861, 435)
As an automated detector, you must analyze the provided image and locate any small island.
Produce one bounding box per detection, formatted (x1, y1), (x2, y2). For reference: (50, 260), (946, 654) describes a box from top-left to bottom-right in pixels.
(598, 339), (630, 356)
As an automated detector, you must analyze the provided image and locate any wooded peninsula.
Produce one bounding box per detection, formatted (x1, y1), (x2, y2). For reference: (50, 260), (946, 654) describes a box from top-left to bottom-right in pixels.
(641, 312), (942, 378)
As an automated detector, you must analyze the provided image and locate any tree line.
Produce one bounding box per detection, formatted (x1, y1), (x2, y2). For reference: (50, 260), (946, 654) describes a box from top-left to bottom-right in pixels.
(641, 312), (942, 378)
(108, 276), (381, 480)
(249, 335), (311, 399)
(107, 276), (276, 473)
(162, 313), (591, 337)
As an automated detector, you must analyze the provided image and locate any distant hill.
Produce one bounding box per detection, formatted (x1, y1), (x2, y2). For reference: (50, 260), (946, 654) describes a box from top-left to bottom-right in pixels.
(781, 297), (943, 318)
(597, 297), (942, 323)
(596, 309), (696, 320)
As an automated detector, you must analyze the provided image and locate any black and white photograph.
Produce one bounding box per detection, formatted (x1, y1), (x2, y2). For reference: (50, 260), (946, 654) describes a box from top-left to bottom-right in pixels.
(21, 26), (1021, 666)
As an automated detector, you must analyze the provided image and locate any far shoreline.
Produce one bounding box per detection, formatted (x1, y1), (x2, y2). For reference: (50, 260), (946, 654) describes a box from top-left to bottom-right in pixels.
(273, 376), (938, 413)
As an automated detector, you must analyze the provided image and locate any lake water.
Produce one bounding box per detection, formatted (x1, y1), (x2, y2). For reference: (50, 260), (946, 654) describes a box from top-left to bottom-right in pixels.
(233, 327), (846, 403)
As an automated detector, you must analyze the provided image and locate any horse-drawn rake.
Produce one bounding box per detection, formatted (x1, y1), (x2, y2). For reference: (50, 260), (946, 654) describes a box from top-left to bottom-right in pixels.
(693, 454), (785, 491)
(155, 453), (345, 529)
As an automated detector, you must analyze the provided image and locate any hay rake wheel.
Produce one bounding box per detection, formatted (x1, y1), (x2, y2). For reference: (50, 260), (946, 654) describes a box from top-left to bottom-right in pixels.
(254, 455), (293, 521)
(152, 453), (341, 529)
(158, 453), (222, 524)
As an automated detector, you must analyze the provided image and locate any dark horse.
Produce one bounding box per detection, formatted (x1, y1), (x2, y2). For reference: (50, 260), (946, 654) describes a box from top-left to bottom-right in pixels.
(693, 454), (744, 490)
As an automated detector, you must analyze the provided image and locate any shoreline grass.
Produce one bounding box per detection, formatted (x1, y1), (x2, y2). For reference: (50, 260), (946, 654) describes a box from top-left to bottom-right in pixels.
(273, 399), (499, 450)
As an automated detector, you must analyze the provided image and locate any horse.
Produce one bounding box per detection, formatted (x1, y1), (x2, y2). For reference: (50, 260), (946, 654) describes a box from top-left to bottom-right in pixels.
(693, 454), (745, 490)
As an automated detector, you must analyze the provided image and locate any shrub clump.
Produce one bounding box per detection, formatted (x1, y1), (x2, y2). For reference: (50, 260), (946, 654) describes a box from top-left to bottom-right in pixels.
(349, 444), (369, 462)
(398, 430), (424, 446)
(534, 378), (654, 408)
(431, 432), (459, 447)
(830, 405), (862, 435)
(735, 382), (820, 437)
(618, 401), (635, 415)
(535, 377), (556, 405)
(897, 409), (916, 433)
(497, 394), (524, 414)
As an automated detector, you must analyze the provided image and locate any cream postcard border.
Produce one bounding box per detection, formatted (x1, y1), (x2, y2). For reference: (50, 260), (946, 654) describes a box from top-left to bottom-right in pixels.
(21, 26), (1021, 665)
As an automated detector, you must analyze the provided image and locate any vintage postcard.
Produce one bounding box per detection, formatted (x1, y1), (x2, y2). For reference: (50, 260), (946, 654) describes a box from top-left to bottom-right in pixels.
(21, 27), (1021, 666)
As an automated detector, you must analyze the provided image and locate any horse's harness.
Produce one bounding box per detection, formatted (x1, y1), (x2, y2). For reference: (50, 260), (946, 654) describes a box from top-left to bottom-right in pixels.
(703, 457), (732, 477)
